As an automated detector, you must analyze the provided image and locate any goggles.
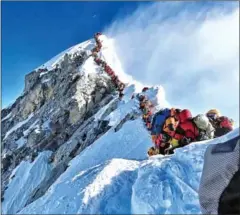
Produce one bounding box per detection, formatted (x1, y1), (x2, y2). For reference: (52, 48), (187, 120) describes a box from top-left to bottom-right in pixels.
(207, 113), (217, 119)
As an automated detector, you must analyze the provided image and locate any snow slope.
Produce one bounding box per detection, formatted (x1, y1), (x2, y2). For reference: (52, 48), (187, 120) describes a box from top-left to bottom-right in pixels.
(2, 151), (53, 214)
(18, 127), (239, 214)
(37, 40), (95, 71)
(3, 34), (239, 214)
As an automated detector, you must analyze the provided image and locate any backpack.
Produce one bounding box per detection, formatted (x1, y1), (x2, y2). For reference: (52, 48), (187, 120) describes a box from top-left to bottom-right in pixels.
(151, 108), (171, 135)
(178, 109), (192, 123)
(193, 114), (210, 131)
(219, 116), (233, 130)
(193, 114), (215, 140)
(173, 119), (199, 141)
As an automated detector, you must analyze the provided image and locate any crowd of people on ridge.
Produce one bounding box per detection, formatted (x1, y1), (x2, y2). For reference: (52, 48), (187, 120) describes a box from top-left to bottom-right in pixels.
(36, 32), (234, 157)
(35, 32), (126, 100)
(136, 88), (234, 156)
(37, 68), (48, 73)
(92, 32), (125, 99)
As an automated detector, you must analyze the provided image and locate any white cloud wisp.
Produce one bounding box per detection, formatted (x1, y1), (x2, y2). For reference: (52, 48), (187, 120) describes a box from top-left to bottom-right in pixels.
(104, 2), (239, 125)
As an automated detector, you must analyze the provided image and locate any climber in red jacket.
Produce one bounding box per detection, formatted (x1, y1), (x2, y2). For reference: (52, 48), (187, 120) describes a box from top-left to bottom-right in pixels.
(214, 116), (233, 137)
(142, 87), (149, 92)
(173, 109), (198, 141)
(163, 109), (198, 154)
(174, 120), (199, 144)
(109, 71), (115, 78)
(94, 58), (102, 66)
(104, 65), (111, 73)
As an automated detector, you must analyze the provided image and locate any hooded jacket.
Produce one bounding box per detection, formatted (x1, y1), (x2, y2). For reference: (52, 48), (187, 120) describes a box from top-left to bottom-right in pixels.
(199, 133), (240, 215)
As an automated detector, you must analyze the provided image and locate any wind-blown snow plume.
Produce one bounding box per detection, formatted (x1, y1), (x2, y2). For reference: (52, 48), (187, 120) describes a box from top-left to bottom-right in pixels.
(104, 2), (239, 125)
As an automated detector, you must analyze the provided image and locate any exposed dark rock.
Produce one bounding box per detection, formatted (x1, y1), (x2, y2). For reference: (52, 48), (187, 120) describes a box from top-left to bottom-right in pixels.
(0, 42), (130, 212)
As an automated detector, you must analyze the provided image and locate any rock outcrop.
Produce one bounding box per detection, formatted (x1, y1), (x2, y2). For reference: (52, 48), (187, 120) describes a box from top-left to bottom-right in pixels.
(1, 38), (122, 207)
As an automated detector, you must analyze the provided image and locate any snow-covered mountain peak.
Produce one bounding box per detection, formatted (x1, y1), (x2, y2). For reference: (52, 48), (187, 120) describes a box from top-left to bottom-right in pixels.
(2, 32), (238, 214)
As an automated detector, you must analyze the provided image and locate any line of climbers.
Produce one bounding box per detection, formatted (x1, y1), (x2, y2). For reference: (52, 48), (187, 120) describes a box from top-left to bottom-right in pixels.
(136, 90), (234, 156)
(91, 32), (125, 99)
(37, 68), (48, 73)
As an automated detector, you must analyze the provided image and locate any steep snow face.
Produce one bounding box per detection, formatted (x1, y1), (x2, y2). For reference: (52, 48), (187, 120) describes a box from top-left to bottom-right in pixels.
(68, 118), (152, 174)
(2, 151), (53, 214)
(131, 128), (240, 214)
(19, 129), (239, 214)
(37, 40), (95, 71)
(19, 159), (139, 214)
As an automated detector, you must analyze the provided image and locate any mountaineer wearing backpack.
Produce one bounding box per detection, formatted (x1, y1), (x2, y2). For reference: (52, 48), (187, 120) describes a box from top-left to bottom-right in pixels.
(164, 109), (198, 154)
(94, 57), (103, 66)
(206, 109), (234, 137)
(151, 108), (172, 137)
(162, 108), (183, 138)
(142, 101), (154, 130)
(148, 132), (174, 156)
(139, 96), (148, 110)
(149, 108), (177, 156)
(215, 116), (234, 137)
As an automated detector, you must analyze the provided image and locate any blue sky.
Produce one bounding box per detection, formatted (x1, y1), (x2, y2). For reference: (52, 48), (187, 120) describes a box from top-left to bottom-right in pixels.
(2, 1), (239, 125)
(2, 1), (148, 108)
(104, 1), (239, 124)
